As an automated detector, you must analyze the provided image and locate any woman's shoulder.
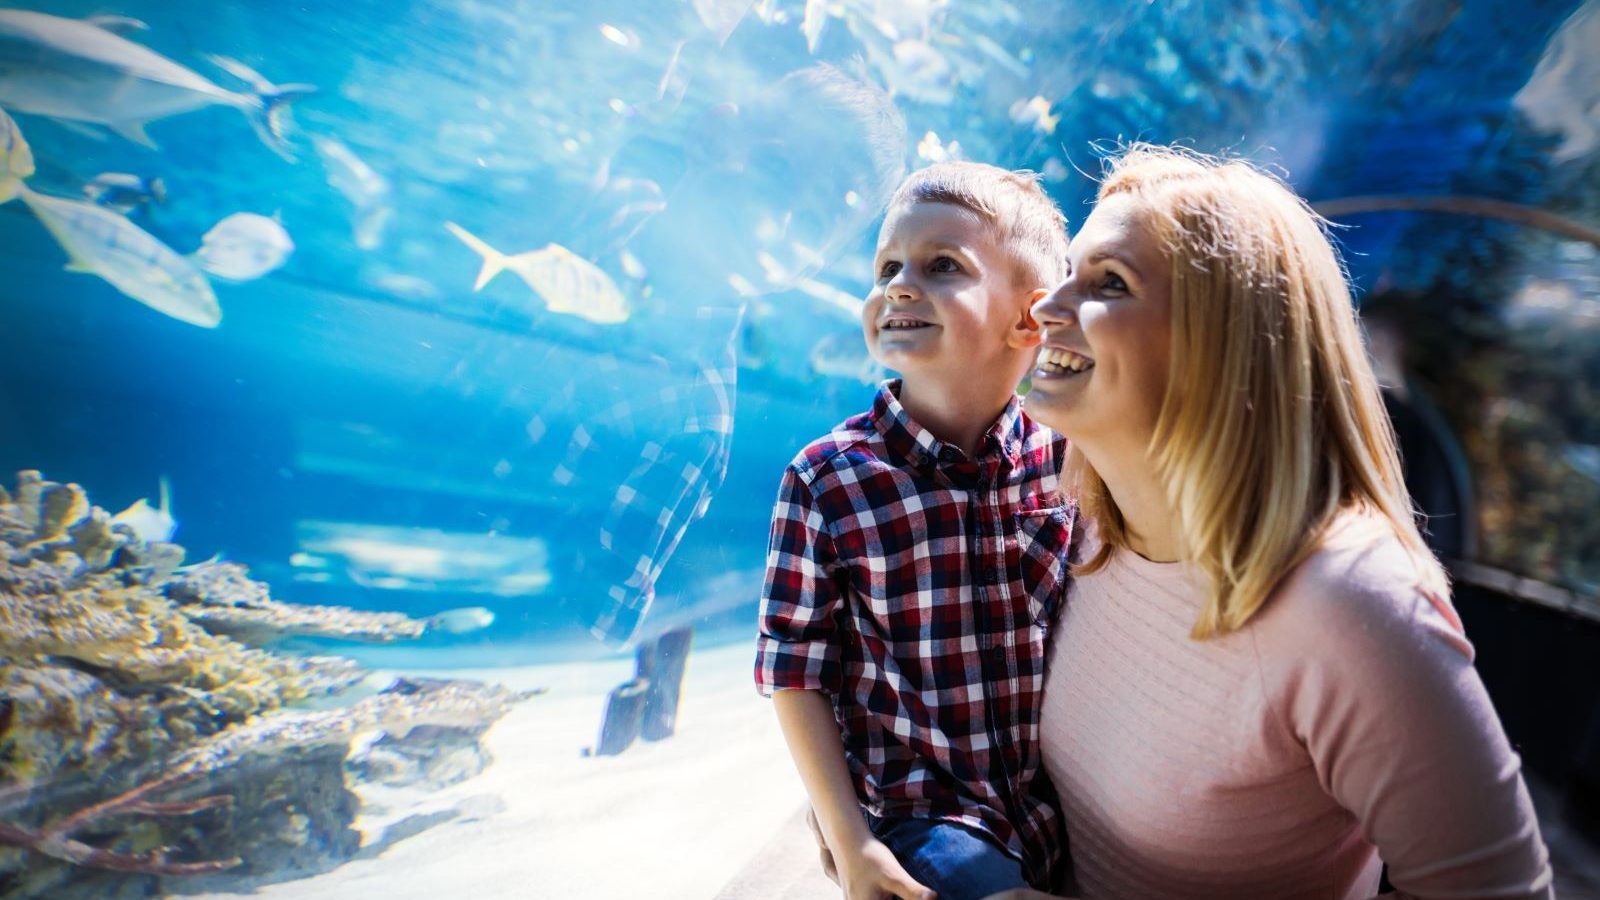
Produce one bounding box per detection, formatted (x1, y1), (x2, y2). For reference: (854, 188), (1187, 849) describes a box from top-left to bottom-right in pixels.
(1251, 511), (1469, 664)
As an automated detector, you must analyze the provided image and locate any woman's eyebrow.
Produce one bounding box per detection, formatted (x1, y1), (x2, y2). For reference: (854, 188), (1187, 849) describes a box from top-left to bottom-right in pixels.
(1085, 248), (1139, 274)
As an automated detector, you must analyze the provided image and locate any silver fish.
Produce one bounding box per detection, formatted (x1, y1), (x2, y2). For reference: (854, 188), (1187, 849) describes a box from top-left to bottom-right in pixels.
(83, 172), (166, 214)
(427, 606), (496, 634)
(194, 212), (294, 281)
(446, 222), (631, 324)
(112, 476), (176, 544)
(15, 186), (221, 327)
(0, 9), (313, 156)
(0, 104), (32, 202)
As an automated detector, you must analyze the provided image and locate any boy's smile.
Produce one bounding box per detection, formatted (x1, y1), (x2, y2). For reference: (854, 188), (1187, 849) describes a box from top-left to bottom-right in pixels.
(863, 201), (1034, 383)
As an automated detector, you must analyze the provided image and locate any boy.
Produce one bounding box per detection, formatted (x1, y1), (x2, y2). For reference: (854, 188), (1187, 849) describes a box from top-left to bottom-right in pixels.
(755, 162), (1073, 899)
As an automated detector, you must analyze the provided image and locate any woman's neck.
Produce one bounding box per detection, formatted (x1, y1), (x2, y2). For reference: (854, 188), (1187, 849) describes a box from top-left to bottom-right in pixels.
(1079, 436), (1182, 563)
(898, 376), (1017, 460)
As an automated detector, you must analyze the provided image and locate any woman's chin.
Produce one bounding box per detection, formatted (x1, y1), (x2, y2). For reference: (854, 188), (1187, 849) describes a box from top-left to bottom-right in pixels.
(1023, 374), (1090, 428)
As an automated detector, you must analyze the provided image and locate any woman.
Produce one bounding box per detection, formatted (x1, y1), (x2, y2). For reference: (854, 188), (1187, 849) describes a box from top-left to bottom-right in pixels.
(1005, 145), (1552, 898)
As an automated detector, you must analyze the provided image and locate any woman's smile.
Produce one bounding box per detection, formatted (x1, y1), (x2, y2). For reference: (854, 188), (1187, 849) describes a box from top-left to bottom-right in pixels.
(1034, 345), (1095, 378)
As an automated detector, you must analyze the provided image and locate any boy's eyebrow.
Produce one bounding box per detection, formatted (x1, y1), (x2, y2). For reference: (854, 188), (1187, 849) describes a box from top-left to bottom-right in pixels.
(874, 238), (981, 259)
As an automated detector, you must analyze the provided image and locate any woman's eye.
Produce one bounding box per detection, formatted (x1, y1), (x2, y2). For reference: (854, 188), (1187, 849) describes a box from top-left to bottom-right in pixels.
(1100, 272), (1128, 293)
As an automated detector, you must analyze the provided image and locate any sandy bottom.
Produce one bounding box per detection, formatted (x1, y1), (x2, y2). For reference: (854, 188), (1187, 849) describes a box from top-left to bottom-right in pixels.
(193, 641), (811, 900)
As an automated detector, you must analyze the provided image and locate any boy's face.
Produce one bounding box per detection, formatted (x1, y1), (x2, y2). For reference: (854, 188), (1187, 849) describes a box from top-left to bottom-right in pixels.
(863, 200), (1039, 384)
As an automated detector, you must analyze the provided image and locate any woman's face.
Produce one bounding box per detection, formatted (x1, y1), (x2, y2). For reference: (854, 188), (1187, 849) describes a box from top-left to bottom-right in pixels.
(1027, 193), (1173, 449)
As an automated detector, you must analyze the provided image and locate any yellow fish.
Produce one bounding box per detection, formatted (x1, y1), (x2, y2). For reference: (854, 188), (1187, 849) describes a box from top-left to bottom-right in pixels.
(445, 222), (630, 325)
(0, 106), (35, 203)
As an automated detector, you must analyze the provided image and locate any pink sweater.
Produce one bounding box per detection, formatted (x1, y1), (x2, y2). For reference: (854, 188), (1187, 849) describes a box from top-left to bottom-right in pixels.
(1039, 517), (1553, 899)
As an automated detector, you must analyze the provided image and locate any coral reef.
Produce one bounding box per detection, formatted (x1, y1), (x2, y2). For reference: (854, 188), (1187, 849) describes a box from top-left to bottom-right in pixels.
(167, 561), (428, 645)
(0, 471), (532, 898)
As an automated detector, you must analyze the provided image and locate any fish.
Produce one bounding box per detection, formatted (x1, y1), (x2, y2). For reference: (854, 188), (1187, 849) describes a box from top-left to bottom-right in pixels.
(194, 211), (294, 281)
(916, 129), (961, 161)
(1009, 95), (1059, 134)
(83, 172), (166, 214)
(14, 186), (221, 327)
(445, 222), (631, 325)
(112, 476), (176, 543)
(1514, 2), (1600, 162)
(426, 606), (496, 634)
(0, 105), (33, 203)
(809, 330), (883, 383)
(0, 9), (314, 157)
(312, 136), (392, 249)
(0, 108), (215, 326)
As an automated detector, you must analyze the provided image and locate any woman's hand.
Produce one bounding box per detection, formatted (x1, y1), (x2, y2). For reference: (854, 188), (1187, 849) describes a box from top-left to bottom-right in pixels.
(805, 807), (936, 899)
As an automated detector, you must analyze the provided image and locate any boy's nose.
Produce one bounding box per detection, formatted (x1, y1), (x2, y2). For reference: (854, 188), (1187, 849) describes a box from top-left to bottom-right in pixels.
(886, 272), (919, 304)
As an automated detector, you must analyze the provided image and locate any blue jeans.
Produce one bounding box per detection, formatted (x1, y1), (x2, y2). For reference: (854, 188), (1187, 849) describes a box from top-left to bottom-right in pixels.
(868, 816), (1029, 900)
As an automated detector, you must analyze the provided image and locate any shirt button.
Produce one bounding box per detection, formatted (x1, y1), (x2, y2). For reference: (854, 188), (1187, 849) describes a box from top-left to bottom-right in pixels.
(990, 644), (1006, 663)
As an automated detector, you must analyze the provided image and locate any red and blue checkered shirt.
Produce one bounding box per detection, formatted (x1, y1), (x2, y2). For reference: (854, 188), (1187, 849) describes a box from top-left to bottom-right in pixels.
(754, 380), (1073, 887)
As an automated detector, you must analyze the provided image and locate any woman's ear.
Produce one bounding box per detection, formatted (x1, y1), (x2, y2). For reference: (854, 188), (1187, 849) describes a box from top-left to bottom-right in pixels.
(1007, 288), (1050, 349)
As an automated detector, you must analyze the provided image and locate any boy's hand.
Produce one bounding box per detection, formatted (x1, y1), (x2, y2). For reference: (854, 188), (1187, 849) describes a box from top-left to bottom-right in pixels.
(805, 807), (840, 885)
(836, 833), (936, 900)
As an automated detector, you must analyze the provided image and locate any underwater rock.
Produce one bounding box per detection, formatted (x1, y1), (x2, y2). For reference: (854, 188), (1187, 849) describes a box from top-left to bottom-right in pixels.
(0, 471), (530, 897)
(167, 561), (429, 645)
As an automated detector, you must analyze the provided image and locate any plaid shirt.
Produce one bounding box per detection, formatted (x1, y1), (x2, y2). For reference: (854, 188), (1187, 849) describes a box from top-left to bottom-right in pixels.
(754, 380), (1073, 887)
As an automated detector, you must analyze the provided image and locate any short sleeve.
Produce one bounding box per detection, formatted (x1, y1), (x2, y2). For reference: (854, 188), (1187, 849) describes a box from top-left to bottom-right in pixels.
(1264, 539), (1553, 899)
(753, 465), (845, 697)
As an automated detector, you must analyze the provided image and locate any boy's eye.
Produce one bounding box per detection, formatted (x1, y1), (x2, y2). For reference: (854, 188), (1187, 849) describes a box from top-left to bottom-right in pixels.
(878, 260), (902, 279)
(930, 256), (960, 273)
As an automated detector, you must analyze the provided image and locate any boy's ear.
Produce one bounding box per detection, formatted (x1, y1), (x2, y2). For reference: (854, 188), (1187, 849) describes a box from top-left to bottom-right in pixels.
(1006, 288), (1050, 349)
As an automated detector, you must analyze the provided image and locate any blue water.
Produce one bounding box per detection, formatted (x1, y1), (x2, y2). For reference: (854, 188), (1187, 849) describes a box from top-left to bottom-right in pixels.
(4, 1), (1600, 897)
(0, 0), (1593, 659)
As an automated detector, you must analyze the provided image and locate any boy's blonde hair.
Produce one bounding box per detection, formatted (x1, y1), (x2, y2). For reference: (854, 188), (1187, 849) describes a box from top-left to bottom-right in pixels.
(1073, 143), (1447, 639)
(886, 161), (1069, 287)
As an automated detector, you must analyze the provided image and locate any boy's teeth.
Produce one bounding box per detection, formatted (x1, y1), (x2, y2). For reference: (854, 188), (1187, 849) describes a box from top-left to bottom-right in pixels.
(1038, 347), (1094, 373)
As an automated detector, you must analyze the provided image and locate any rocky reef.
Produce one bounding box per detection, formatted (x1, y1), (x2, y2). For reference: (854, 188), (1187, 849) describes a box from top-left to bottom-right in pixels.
(0, 471), (532, 898)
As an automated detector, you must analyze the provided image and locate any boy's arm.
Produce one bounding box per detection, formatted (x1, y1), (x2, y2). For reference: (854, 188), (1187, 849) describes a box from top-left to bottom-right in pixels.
(773, 689), (934, 900)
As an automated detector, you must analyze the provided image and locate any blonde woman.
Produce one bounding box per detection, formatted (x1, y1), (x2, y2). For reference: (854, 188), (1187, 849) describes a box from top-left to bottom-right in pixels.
(1001, 145), (1553, 898)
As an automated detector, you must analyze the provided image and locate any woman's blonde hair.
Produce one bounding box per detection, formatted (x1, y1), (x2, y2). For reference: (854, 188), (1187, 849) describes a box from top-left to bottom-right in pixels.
(1073, 144), (1448, 639)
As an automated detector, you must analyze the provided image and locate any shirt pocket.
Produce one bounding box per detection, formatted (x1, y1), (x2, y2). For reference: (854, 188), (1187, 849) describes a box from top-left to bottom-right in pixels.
(1014, 502), (1073, 627)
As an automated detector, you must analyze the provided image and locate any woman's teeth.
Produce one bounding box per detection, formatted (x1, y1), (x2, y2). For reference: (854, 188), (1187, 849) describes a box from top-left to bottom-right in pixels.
(882, 318), (929, 330)
(1037, 346), (1094, 375)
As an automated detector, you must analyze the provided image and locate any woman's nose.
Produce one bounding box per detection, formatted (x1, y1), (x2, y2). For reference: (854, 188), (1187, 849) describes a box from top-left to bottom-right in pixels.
(1031, 279), (1078, 327)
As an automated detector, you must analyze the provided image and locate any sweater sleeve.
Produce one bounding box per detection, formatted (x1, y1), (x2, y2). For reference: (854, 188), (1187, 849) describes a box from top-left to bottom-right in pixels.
(1263, 536), (1553, 900)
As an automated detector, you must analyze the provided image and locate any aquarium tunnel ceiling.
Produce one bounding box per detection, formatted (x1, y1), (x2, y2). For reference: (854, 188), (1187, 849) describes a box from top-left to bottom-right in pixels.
(1, 0), (1598, 634)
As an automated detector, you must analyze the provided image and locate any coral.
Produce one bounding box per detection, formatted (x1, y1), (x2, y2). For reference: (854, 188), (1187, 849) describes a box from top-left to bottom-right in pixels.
(0, 471), (531, 896)
(167, 562), (428, 645)
(0, 770), (238, 876)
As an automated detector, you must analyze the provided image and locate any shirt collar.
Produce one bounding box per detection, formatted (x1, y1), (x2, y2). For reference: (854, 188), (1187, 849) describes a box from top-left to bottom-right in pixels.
(870, 380), (1025, 470)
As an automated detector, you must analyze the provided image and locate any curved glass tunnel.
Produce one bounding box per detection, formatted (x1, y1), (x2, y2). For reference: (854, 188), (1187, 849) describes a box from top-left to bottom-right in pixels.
(1, 0), (1598, 896)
